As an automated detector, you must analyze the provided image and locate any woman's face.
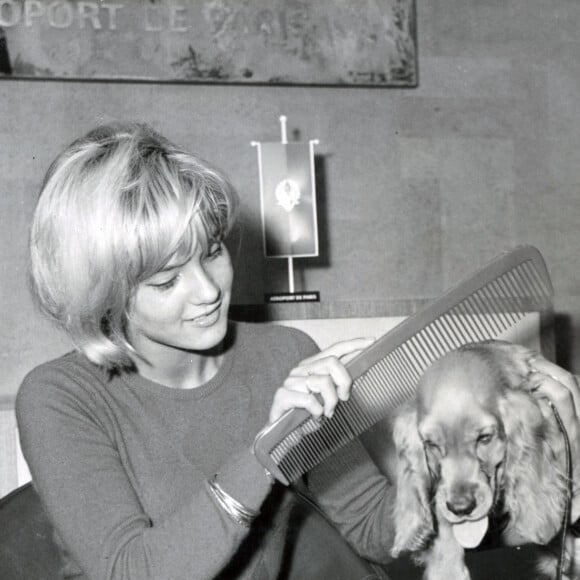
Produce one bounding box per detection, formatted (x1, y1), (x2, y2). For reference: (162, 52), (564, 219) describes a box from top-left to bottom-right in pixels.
(127, 226), (233, 363)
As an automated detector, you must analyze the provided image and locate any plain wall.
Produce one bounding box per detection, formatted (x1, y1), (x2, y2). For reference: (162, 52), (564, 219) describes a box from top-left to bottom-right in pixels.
(2, 0), (580, 399)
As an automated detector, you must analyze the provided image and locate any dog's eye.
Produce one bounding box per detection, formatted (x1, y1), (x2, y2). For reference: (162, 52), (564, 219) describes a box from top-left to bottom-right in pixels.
(477, 433), (493, 445)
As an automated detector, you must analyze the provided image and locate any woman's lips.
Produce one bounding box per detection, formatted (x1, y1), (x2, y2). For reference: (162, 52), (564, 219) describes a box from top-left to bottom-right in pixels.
(185, 304), (221, 327)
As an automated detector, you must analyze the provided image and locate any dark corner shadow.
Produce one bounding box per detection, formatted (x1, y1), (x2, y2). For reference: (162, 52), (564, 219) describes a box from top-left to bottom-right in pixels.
(276, 497), (309, 580)
(554, 312), (575, 371)
(308, 153), (331, 269)
(0, 28), (12, 75)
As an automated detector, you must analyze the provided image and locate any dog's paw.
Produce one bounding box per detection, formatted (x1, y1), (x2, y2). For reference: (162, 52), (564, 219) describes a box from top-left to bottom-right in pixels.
(421, 533), (471, 580)
(424, 560), (470, 580)
(535, 541), (580, 580)
(535, 552), (558, 579)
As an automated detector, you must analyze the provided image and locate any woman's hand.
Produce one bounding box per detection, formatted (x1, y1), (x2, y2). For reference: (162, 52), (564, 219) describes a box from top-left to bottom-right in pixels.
(268, 337), (375, 424)
(528, 355), (580, 519)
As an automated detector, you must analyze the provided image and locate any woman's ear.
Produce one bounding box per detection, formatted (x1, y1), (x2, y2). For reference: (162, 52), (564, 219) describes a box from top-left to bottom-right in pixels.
(391, 402), (435, 557)
(499, 389), (567, 544)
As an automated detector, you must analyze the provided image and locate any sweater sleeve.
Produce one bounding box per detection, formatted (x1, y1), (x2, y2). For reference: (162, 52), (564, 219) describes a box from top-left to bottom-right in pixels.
(305, 435), (396, 565)
(16, 367), (271, 580)
(280, 326), (397, 564)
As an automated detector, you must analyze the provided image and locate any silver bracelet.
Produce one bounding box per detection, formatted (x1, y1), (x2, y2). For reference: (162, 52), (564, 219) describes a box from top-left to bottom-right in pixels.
(208, 474), (259, 528)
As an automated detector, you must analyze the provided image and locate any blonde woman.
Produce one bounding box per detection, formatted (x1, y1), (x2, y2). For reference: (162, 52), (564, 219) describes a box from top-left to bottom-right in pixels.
(17, 122), (396, 580)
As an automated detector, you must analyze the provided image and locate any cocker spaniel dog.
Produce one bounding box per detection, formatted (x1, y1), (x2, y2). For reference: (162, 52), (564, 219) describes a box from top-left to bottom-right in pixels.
(391, 340), (576, 580)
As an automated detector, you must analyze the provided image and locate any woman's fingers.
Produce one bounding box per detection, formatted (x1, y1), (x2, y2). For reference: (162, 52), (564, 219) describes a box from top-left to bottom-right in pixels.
(528, 358), (580, 472)
(530, 373), (578, 418)
(269, 387), (324, 424)
(528, 356), (580, 422)
(289, 356), (351, 401)
(290, 337), (375, 401)
(300, 337), (375, 365)
(284, 374), (339, 417)
(268, 337), (376, 424)
(527, 357), (580, 519)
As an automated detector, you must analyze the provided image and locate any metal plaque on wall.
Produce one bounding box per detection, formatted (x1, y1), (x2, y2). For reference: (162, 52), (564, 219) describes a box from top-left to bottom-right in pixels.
(0, 0), (417, 87)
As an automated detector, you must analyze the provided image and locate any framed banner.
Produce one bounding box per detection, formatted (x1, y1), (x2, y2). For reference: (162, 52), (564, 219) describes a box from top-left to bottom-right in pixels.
(253, 139), (319, 259)
(0, 0), (417, 86)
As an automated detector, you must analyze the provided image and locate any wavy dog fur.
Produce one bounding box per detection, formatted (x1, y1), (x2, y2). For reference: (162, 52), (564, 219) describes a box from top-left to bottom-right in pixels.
(391, 340), (572, 580)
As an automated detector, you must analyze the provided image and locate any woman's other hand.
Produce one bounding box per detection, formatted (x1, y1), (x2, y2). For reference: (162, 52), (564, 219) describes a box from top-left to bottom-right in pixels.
(528, 355), (580, 519)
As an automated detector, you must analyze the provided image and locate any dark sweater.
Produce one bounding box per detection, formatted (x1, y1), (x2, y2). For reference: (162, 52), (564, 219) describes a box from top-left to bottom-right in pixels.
(16, 322), (394, 579)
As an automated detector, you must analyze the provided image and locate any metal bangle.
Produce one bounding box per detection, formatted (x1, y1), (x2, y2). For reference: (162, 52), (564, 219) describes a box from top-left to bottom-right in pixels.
(208, 474), (259, 528)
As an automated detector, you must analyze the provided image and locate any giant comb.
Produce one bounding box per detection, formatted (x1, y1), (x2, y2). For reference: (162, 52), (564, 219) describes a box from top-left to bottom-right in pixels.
(253, 245), (553, 485)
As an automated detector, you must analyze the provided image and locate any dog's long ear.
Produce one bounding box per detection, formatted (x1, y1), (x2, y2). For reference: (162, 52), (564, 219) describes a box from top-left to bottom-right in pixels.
(499, 367), (567, 544)
(391, 402), (435, 557)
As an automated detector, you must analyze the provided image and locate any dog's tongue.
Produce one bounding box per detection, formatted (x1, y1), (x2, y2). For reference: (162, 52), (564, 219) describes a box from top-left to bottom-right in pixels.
(452, 517), (489, 549)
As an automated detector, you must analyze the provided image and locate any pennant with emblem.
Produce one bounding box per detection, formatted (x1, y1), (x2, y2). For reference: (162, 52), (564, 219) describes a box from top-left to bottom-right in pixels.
(254, 141), (319, 258)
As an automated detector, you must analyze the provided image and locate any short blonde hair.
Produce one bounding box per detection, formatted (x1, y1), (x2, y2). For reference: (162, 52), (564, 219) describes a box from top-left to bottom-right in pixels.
(29, 122), (239, 369)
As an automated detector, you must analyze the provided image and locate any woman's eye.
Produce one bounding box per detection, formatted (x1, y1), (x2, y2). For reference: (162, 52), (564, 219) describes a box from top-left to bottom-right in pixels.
(206, 242), (223, 260)
(150, 275), (179, 292)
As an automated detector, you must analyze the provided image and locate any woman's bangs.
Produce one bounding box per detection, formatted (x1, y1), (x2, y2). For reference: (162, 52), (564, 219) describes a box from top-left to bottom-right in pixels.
(125, 185), (195, 282)
(159, 190), (226, 268)
(198, 178), (233, 240)
(121, 152), (235, 284)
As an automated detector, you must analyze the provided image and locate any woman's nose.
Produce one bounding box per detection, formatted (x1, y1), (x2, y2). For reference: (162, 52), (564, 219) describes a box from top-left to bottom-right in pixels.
(187, 264), (221, 304)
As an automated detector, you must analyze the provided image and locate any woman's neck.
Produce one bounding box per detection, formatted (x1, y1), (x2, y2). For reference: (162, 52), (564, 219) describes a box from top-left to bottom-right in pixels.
(133, 346), (225, 390)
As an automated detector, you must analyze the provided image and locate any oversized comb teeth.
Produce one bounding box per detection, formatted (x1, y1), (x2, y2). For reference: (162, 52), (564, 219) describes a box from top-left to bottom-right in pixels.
(253, 246), (553, 485)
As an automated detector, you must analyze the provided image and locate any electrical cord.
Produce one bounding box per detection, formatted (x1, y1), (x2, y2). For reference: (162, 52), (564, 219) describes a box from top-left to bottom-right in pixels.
(548, 399), (573, 580)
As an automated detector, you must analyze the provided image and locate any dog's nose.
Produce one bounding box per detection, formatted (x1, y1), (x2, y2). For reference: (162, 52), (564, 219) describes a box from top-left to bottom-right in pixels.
(446, 497), (477, 517)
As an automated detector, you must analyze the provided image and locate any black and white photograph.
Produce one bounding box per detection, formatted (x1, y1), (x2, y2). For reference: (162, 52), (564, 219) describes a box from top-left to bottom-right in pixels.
(1, 1), (580, 579)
